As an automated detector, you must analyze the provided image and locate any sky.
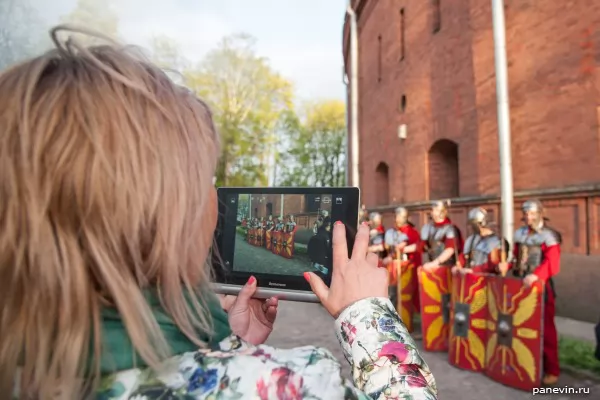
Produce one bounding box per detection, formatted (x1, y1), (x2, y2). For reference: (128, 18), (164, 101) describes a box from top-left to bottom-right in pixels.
(30, 0), (348, 102)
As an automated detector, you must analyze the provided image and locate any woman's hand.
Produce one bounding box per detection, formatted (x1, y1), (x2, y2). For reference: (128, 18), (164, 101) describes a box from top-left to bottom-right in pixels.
(305, 222), (388, 318)
(224, 277), (278, 345)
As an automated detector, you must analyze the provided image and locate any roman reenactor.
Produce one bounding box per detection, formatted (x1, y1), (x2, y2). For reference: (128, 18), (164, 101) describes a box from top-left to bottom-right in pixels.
(313, 210), (329, 234)
(454, 207), (504, 275)
(307, 216), (332, 275)
(275, 218), (285, 232)
(421, 200), (463, 271)
(285, 215), (297, 233)
(359, 204), (369, 224)
(266, 215), (275, 231)
(367, 212), (386, 260)
(499, 199), (561, 385)
(383, 207), (422, 338)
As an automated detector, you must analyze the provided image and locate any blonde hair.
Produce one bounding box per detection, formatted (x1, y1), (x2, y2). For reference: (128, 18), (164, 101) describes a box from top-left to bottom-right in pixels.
(0, 26), (221, 398)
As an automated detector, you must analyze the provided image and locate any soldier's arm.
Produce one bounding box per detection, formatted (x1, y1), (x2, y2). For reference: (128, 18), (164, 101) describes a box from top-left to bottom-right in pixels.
(402, 243), (417, 253)
(533, 244), (561, 281)
(457, 253), (467, 268)
(434, 247), (455, 265)
(402, 229), (420, 254)
(368, 244), (385, 253)
(433, 228), (457, 264)
(471, 249), (500, 274)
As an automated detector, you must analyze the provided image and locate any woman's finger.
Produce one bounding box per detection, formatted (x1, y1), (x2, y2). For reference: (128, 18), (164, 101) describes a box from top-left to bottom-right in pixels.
(331, 221), (348, 270)
(350, 223), (370, 260)
(265, 305), (278, 323)
(366, 252), (379, 267)
(304, 272), (329, 304)
(262, 297), (278, 312)
(234, 276), (257, 307)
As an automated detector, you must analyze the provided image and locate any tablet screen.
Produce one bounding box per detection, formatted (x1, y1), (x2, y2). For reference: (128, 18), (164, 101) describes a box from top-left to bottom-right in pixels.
(214, 187), (359, 290)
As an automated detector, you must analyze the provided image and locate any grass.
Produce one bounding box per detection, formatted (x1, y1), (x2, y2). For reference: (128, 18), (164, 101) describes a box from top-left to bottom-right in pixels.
(558, 335), (600, 375)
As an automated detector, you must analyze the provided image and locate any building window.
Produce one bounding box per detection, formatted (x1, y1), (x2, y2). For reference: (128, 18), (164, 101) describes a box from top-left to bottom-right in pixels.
(375, 162), (390, 206)
(400, 8), (405, 60)
(432, 0), (441, 33)
(427, 139), (459, 199)
(400, 95), (407, 113)
(377, 35), (382, 82)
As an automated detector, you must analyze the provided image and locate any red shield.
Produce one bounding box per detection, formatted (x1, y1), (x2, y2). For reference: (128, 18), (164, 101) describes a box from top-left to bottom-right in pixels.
(271, 232), (282, 255)
(247, 229), (255, 246)
(448, 272), (489, 372)
(265, 231), (272, 250)
(484, 276), (544, 391)
(418, 266), (452, 351)
(389, 260), (418, 333)
(280, 232), (295, 259)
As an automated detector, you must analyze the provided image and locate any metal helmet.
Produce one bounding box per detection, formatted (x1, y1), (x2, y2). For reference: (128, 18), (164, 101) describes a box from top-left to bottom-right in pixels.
(522, 199), (544, 227)
(522, 199), (543, 214)
(431, 199), (450, 210)
(394, 207), (409, 225)
(369, 212), (382, 224)
(321, 210), (329, 217)
(468, 207), (488, 226)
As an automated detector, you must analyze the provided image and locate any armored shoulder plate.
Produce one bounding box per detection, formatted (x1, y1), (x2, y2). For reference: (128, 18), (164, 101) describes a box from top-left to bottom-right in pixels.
(385, 228), (409, 247)
(420, 223), (433, 241)
(463, 235), (477, 254)
(514, 226), (529, 243)
(541, 226), (562, 246)
(482, 234), (502, 251)
(442, 224), (457, 239)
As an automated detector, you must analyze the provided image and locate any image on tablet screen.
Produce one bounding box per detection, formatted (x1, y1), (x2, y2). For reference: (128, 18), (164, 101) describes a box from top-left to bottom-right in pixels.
(232, 193), (333, 276)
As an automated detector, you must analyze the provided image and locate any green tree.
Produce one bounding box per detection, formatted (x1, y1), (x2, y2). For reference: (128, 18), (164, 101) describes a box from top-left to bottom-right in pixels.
(278, 100), (346, 187)
(60, 0), (119, 45)
(0, 0), (46, 70)
(185, 34), (294, 187)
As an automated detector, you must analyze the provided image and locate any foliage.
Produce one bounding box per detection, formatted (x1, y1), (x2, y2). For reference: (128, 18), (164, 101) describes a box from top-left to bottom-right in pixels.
(185, 34), (294, 187)
(558, 336), (600, 375)
(278, 100), (346, 187)
(60, 0), (119, 46)
(0, 0), (47, 70)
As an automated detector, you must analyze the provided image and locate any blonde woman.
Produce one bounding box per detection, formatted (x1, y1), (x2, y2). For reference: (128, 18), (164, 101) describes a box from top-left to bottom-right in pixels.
(0, 27), (437, 400)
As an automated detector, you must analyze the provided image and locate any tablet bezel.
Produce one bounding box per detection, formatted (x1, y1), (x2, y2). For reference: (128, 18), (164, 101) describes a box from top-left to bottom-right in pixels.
(213, 187), (360, 294)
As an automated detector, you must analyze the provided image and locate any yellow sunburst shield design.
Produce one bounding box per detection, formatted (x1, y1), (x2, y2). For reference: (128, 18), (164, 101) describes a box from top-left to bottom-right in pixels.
(484, 276), (544, 391)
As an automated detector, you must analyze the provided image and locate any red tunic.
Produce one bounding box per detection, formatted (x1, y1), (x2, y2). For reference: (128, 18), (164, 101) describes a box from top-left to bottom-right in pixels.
(457, 247), (500, 273)
(398, 224), (422, 267)
(507, 231), (561, 376)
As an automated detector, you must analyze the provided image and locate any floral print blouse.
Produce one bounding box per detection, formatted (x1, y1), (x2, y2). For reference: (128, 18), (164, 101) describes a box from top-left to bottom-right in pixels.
(95, 297), (438, 400)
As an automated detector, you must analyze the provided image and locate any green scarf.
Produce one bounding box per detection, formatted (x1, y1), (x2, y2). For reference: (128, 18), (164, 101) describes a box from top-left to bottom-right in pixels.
(97, 290), (231, 374)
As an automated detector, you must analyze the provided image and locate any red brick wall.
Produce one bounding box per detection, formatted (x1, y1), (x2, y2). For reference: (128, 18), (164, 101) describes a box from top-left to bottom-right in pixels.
(343, 0), (600, 205)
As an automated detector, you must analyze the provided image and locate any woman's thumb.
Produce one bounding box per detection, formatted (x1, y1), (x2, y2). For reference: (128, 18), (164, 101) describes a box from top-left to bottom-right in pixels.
(236, 276), (257, 305)
(304, 272), (328, 303)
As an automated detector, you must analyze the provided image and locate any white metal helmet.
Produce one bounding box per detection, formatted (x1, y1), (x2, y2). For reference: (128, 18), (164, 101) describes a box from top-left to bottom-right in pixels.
(467, 207), (488, 227)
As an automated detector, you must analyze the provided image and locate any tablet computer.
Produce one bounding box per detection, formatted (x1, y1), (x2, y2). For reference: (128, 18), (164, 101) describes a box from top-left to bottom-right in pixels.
(212, 187), (360, 302)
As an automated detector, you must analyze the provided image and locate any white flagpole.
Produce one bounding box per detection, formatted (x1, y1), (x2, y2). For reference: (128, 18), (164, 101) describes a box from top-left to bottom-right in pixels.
(491, 0), (515, 250)
(346, 0), (359, 188)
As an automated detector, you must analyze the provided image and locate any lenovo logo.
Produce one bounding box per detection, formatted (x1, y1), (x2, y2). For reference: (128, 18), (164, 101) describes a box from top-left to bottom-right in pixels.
(268, 282), (286, 287)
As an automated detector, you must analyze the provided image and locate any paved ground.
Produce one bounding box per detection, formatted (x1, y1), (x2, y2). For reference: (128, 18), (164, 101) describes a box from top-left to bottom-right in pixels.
(555, 316), (597, 343)
(266, 301), (599, 399)
(233, 234), (313, 276)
